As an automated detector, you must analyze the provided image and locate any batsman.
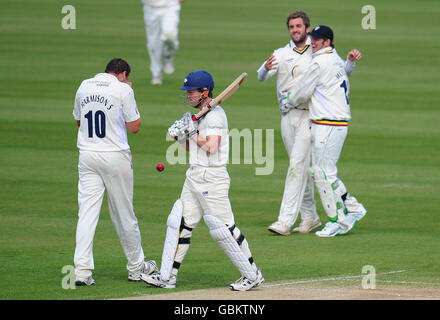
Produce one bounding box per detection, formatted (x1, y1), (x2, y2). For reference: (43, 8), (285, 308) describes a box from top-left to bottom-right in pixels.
(141, 70), (264, 291)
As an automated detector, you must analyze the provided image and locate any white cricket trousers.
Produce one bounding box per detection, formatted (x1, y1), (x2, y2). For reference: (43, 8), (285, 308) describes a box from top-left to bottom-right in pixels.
(180, 166), (235, 229)
(311, 123), (349, 223)
(279, 109), (319, 227)
(74, 150), (145, 279)
(311, 124), (347, 187)
(142, 3), (181, 77)
(312, 123), (367, 224)
(170, 165), (257, 278)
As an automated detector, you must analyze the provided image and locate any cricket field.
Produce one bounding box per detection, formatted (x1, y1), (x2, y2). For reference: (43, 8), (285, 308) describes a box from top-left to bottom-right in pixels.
(0, 0), (439, 301)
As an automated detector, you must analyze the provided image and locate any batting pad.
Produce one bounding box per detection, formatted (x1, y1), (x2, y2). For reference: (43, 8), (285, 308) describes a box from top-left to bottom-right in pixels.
(204, 214), (256, 281)
(160, 199), (183, 281)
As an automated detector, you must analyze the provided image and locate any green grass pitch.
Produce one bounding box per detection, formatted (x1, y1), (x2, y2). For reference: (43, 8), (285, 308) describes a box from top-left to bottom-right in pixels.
(0, 0), (439, 299)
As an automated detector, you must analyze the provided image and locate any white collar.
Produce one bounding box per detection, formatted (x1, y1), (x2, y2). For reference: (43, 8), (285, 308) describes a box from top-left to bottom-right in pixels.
(289, 36), (311, 51)
(95, 72), (118, 80)
(312, 46), (334, 57)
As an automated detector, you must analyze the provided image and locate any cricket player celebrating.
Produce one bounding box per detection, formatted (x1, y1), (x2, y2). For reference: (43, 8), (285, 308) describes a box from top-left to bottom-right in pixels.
(283, 25), (367, 237)
(72, 58), (157, 285)
(141, 70), (264, 291)
(258, 11), (361, 236)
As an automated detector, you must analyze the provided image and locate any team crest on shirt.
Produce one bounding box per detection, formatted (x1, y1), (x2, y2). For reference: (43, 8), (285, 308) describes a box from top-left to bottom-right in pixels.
(291, 65), (299, 78)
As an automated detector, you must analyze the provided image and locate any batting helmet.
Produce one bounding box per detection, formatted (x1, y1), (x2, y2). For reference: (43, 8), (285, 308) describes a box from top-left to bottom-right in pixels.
(180, 70), (215, 91)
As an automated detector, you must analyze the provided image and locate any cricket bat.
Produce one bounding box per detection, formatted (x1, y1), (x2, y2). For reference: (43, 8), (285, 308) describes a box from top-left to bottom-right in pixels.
(192, 72), (248, 121)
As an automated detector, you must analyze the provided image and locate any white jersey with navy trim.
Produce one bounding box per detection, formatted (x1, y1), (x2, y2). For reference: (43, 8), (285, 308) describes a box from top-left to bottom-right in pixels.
(287, 47), (352, 122)
(73, 73), (140, 152)
(310, 48), (351, 121)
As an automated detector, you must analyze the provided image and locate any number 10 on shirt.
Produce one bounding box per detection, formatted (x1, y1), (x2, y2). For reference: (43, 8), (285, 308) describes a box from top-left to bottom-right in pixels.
(84, 110), (106, 138)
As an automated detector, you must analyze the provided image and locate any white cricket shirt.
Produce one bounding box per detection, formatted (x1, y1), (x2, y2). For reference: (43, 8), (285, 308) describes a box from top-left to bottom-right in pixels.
(73, 73), (140, 152)
(288, 47), (352, 121)
(189, 106), (229, 167)
(257, 38), (313, 109)
(257, 37), (356, 112)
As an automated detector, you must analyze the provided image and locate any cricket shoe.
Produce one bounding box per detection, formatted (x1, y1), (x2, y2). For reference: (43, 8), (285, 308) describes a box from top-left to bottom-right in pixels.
(315, 221), (342, 237)
(128, 260), (158, 282)
(141, 273), (176, 289)
(151, 75), (162, 85)
(267, 221), (291, 236)
(75, 276), (96, 286)
(163, 56), (175, 75)
(293, 218), (322, 233)
(230, 269), (264, 291)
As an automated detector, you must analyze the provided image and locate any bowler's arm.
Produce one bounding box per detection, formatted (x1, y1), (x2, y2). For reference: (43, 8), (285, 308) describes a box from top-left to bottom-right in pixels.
(257, 53), (278, 82)
(121, 86), (141, 134)
(126, 118), (141, 134)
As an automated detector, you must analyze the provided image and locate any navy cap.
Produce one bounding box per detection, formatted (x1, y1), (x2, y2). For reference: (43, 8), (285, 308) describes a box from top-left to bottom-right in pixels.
(180, 70), (214, 91)
(309, 25), (334, 41)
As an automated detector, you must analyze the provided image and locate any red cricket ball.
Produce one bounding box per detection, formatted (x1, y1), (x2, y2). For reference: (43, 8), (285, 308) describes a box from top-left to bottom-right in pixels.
(156, 163), (165, 172)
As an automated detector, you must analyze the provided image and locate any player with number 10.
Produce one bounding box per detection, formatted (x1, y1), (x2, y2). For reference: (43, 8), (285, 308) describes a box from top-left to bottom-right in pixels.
(72, 58), (157, 286)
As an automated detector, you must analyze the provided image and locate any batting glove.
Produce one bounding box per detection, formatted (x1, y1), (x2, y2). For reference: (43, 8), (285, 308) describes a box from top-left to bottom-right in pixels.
(279, 92), (292, 115)
(168, 120), (181, 137)
(168, 119), (187, 143)
(180, 112), (199, 137)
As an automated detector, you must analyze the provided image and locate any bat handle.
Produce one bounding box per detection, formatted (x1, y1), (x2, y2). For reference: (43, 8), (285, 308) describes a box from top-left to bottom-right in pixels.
(194, 104), (212, 121)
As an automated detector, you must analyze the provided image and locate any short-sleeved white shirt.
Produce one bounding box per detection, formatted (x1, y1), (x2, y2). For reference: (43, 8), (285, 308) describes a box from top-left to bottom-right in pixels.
(189, 106), (229, 167)
(73, 73), (140, 152)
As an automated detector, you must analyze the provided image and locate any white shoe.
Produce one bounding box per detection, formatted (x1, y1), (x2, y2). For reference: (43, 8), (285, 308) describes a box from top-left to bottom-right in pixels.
(229, 269), (264, 291)
(151, 75), (162, 85)
(293, 218), (322, 233)
(267, 221), (291, 235)
(75, 276), (95, 286)
(141, 273), (176, 289)
(315, 221), (342, 237)
(163, 57), (175, 75)
(128, 260), (158, 282)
